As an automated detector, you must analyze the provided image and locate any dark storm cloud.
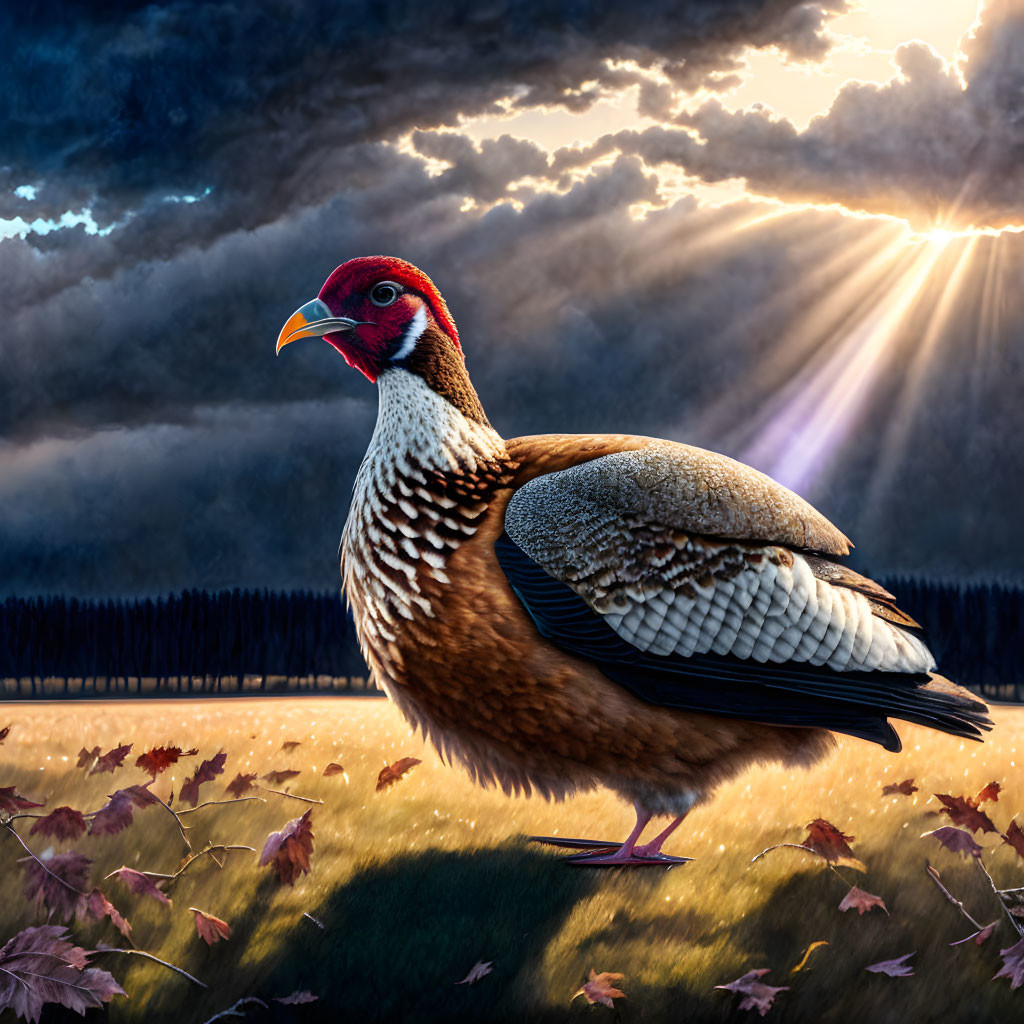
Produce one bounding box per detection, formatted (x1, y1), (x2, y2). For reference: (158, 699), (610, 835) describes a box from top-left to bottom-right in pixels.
(3, 156), (1023, 594)
(0, 0), (841, 226)
(551, 0), (1024, 230)
(2, 0), (1022, 598)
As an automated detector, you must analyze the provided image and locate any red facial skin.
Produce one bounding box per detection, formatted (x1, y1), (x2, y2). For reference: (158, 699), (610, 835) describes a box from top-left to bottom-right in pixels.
(316, 256), (462, 382)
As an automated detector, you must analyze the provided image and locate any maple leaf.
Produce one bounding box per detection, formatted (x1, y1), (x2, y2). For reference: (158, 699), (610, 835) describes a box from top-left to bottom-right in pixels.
(0, 724), (10, 744)
(865, 952), (915, 977)
(262, 769), (301, 787)
(76, 746), (100, 768)
(800, 819), (858, 864)
(106, 866), (171, 906)
(280, 740), (302, 753)
(259, 809), (314, 886)
(1003, 820), (1024, 862)
(29, 806), (88, 843)
(192, 908), (231, 945)
(85, 888), (132, 939)
(455, 960), (494, 985)
(574, 969), (626, 1009)
(715, 969), (787, 1016)
(376, 757), (422, 793)
(88, 782), (158, 836)
(20, 851), (91, 921)
(90, 743), (133, 775)
(975, 781), (1001, 804)
(994, 937), (1024, 989)
(135, 745), (197, 777)
(881, 779), (918, 797)
(0, 925), (125, 1023)
(950, 922), (997, 946)
(923, 826), (983, 858)
(179, 751), (227, 807)
(0, 786), (44, 816)
(225, 772), (259, 798)
(322, 762), (345, 777)
(838, 886), (888, 916)
(275, 991), (319, 1004)
(935, 794), (997, 834)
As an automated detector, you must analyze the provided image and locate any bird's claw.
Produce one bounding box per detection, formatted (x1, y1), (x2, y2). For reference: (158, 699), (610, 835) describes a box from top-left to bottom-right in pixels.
(562, 849), (694, 867)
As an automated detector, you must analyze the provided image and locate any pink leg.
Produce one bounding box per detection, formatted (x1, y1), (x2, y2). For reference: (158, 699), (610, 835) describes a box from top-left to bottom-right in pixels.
(634, 810), (689, 858)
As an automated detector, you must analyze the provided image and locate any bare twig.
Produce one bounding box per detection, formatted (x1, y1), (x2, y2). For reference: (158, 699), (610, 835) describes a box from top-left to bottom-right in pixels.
(973, 855), (1024, 937)
(177, 796), (265, 815)
(257, 784), (322, 806)
(302, 912), (325, 929)
(132, 845), (256, 884)
(152, 794), (192, 851)
(201, 996), (268, 1022)
(93, 947), (206, 988)
(925, 863), (984, 930)
(4, 823), (90, 896)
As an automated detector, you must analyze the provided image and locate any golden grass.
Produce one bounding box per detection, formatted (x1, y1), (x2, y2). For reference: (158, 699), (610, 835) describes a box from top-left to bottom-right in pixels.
(0, 698), (1021, 1022)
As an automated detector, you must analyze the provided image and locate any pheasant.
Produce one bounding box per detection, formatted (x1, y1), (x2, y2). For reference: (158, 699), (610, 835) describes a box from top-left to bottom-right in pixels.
(276, 256), (991, 866)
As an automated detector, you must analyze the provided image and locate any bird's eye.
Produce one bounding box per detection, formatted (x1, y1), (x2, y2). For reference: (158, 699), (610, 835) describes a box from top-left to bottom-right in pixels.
(369, 281), (401, 306)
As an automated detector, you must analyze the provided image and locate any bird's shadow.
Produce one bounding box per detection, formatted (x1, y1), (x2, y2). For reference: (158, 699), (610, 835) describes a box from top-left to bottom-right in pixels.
(251, 839), (608, 1023)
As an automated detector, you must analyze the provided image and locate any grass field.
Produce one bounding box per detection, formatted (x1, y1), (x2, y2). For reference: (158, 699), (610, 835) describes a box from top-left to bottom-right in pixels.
(1, 697), (1022, 1023)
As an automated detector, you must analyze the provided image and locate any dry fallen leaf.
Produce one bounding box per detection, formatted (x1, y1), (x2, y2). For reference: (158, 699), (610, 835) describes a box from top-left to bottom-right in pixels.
(275, 991), (319, 1004)
(280, 740), (302, 754)
(180, 751), (227, 807)
(106, 866), (171, 906)
(838, 885), (888, 916)
(20, 852), (91, 921)
(29, 807), (87, 843)
(322, 763), (345, 777)
(225, 772), (259, 798)
(715, 969), (788, 1016)
(800, 819), (864, 868)
(1003, 820), (1024, 862)
(994, 937), (1024, 989)
(85, 888), (132, 939)
(259, 810), (314, 886)
(135, 745), (197, 777)
(935, 793), (998, 834)
(90, 743), (133, 775)
(950, 922), (997, 946)
(0, 724), (10, 744)
(975, 781), (1001, 805)
(376, 757), (422, 793)
(573, 969), (626, 1009)
(0, 925), (125, 1023)
(455, 960), (493, 985)
(76, 747), (100, 769)
(192, 908), (231, 945)
(865, 952), (915, 977)
(0, 786), (44, 816)
(923, 825), (984, 858)
(262, 769), (301, 787)
(881, 779), (918, 797)
(89, 782), (158, 837)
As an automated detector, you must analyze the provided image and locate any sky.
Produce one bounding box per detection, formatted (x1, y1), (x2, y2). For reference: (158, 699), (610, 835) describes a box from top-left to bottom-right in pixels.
(1, 0), (1021, 597)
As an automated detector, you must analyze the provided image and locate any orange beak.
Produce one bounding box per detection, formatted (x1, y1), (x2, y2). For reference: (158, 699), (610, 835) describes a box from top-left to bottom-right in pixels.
(275, 298), (364, 355)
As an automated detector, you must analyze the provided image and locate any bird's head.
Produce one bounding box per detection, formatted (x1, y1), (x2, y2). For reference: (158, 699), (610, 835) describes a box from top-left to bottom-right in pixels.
(276, 256), (461, 383)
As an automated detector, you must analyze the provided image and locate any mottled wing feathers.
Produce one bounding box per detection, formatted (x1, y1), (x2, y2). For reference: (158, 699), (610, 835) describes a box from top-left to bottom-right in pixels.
(506, 438), (852, 557)
(495, 534), (991, 749)
(504, 445), (925, 675)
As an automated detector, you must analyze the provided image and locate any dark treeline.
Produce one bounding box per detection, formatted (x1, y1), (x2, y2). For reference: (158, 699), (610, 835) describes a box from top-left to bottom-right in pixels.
(0, 579), (1021, 700)
(0, 589), (370, 697)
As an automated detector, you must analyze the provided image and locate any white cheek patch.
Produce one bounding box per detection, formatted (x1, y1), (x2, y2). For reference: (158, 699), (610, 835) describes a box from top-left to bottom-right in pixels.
(391, 304), (428, 362)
